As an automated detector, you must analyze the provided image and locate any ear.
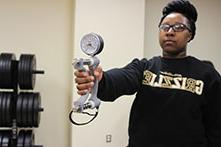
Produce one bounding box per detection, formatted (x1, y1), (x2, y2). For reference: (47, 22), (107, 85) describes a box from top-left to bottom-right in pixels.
(187, 32), (192, 42)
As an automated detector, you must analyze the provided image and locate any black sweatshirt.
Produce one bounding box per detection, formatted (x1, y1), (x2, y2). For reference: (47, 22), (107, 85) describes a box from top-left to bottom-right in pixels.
(97, 56), (221, 147)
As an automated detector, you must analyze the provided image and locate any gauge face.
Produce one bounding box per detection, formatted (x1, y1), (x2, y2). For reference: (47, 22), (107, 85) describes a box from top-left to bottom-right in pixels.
(80, 33), (103, 56)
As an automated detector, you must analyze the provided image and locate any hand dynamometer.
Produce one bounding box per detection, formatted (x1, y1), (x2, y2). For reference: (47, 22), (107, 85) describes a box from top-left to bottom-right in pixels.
(69, 33), (104, 125)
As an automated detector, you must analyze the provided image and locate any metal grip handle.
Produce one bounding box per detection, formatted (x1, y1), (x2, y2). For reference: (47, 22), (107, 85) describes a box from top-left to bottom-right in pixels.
(72, 57), (100, 112)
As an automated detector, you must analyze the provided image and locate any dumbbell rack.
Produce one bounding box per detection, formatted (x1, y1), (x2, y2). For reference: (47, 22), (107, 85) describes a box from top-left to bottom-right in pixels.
(0, 52), (44, 147)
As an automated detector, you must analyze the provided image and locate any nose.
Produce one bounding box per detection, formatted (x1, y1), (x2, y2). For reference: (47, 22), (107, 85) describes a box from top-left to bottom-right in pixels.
(167, 27), (175, 33)
(166, 27), (175, 36)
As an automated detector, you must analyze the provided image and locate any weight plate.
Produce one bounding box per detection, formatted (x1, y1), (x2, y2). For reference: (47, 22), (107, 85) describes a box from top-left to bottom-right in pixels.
(4, 93), (9, 126)
(8, 53), (16, 88)
(1, 131), (10, 147)
(25, 56), (32, 89)
(0, 92), (3, 126)
(22, 55), (29, 89)
(24, 130), (34, 147)
(0, 56), (5, 88)
(2, 92), (6, 126)
(33, 92), (41, 127)
(0, 54), (7, 88)
(31, 55), (36, 89)
(0, 53), (16, 89)
(18, 54), (26, 89)
(18, 55), (26, 89)
(18, 54), (36, 89)
(5, 92), (12, 127)
(0, 131), (3, 147)
(27, 93), (34, 127)
(17, 130), (25, 147)
(16, 93), (23, 127)
(22, 93), (28, 127)
(28, 55), (36, 89)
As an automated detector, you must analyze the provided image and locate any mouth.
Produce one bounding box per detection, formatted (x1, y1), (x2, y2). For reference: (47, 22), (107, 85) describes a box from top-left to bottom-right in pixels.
(163, 40), (176, 46)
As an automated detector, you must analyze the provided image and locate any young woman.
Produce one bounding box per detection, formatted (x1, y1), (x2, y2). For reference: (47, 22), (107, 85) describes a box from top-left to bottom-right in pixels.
(74, 0), (221, 146)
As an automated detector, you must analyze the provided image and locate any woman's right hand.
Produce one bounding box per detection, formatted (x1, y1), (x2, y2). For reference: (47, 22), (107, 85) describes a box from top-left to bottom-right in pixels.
(74, 66), (103, 95)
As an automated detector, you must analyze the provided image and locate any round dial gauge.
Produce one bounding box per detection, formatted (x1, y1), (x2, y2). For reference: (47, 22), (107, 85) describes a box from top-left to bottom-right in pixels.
(80, 33), (104, 56)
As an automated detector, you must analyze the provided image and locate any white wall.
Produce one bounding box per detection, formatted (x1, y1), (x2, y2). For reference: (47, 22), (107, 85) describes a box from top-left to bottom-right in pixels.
(72, 0), (145, 147)
(0, 0), (73, 147)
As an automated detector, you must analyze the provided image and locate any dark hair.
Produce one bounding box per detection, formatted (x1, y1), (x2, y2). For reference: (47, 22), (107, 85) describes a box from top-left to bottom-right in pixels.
(159, 0), (198, 41)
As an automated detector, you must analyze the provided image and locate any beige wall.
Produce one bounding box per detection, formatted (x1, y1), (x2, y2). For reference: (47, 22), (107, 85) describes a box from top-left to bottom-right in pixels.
(0, 0), (73, 147)
(72, 0), (145, 147)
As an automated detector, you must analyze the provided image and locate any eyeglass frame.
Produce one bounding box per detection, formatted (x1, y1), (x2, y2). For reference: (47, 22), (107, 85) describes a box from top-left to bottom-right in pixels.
(159, 23), (192, 33)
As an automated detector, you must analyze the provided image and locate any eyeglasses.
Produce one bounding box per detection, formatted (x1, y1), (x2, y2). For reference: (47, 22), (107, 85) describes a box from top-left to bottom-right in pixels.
(159, 23), (191, 32)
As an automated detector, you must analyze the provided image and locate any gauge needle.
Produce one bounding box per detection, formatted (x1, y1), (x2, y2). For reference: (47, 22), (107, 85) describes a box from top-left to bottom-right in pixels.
(87, 43), (92, 47)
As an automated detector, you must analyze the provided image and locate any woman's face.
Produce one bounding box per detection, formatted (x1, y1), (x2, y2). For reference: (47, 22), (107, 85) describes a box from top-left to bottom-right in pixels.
(159, 12), (192, 58)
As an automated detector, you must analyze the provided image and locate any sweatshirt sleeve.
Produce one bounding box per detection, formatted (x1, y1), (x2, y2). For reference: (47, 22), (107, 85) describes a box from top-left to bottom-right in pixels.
(203, 70), (221, 146)
(97, 58), (145, 101)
